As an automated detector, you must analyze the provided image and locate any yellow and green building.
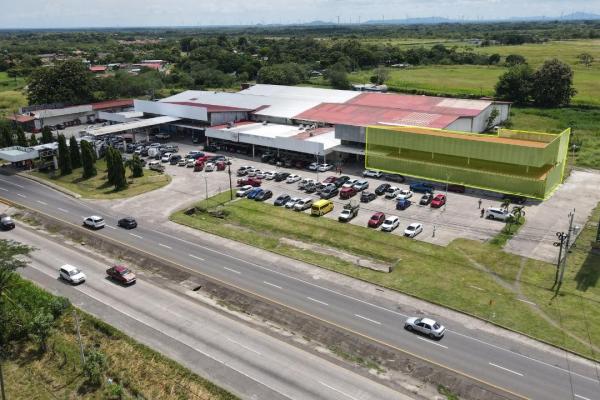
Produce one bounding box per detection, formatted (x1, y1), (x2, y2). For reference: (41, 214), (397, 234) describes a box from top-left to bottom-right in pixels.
(365, 126), (570, 200)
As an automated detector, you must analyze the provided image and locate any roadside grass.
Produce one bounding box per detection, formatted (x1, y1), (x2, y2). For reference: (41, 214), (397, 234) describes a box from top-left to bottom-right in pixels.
(172, 194), (600, 360)
(30, 159), (171, 199)
(5, 289), (237, 399)
(489, 216), (526, 247)
(0, 90), (27, 117)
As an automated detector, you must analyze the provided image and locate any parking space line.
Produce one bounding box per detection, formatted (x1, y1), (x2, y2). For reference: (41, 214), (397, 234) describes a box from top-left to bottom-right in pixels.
(489, 362), (523, 377)
(417, 336), (448, 348)
(129, 233), (143, 239)
(189, 254), (205, 261)
(263, 281), (282, 289)
(37, 200), (48, 205)
(58, 208), (69, 213)
(319, 381), (360, 400)
(226, 337), (261, 355)
(307, 297), (328, 306)
(224, 267), (241, 274)
(16, 193), (26, 198)
(105, 225), (116, 230)
(354, 314), (381, 325)
(158, 243), (172, 249)
(0, 188), (8, 191)
(574, 394), (591, 400)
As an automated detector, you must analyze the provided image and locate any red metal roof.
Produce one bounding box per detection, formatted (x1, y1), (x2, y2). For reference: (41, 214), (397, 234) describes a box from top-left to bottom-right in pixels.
(140, 63), (162, 70)
(6, 115), (35, 123)
(294, 103), (459, 128)
(166, 102), (252, 113)
(346, 92), (490, 117)
(90, 65), (108, 72)
(91, 99), (134, 110)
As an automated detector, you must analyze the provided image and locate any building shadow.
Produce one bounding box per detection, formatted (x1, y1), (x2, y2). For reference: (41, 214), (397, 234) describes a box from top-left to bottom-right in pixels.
(575, 251), (600, 292)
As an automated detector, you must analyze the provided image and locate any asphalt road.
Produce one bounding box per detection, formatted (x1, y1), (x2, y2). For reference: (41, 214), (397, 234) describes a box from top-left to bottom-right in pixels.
(7, 224), (411, 400)
(1, 173), (599, 400)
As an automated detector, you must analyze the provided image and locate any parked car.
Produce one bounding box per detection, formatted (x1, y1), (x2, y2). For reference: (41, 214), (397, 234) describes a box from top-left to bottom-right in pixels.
(274, 194), (291, 206)
(381, 216), (400, 232)
(334, 176), (350, 187)
(430, 194), (446, 208)
(169, 155), (182, 165)
(382, 173), (405, 183)
(117, 217), (137, 229)
(255, 190), (273, 201)
(59, 264), (86, 284)
(304, 183), (318, 193)
(448, 184), (465, 193)
(375, 183), (391, 196)
(194, 160), (205, 172)
(323, 176), (337, 184)
(236, 185), (254, 197)
(247, 168), (260, 177)
(106, 265), (136, 285)
(404, 317), (446, 339)
(419, 193), (434, 205)
(340, 187), (357, 199)
(352, 180), (369, 192)
(264, 171), (277, 180)
(286, 174), (302, 183)
(0, 214), (15, 230)
(237, 177), (261, 187)
(293, 198), (313, 211)
(342, 179), (358, 189)
(148, 160), (165, 172)
(385, 186), (401, 199)
(397, 189), (413, 200)
(285, 197), (302, 209)
(83, 215), (105, 229)
(410, 182), (435, 193)
(308, 162), (319, 171)
(485, 207), (514, 221)
(246, 187), (264, 200)
(177, 158), (187, 166)
(363, 169), (383, 178)
(338, 202), (359, 222)
(396, 198), (412, 210)
(298, 178), (315, 189)
(205, 162), (216, 172)
(254, 170), (266, 179)
(187, 159), (196, 168)
(319, 186), (339, 199)
(404, 223), (423, 238)
(317, 163), (333, 172)
(311, 199), (334, 216)
(274, 172), (291, 182)
(368, 212), (385, 228)
(161, 152), (172, 163)
(503, 194), (527, 205)
(360, 191), (376, 203)
(237, 166), (253, 176)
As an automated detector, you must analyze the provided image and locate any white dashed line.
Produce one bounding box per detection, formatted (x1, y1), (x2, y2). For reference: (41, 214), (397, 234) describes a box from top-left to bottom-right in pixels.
(58, 208), (69, 213)
(575, 394), (592, 400)
(263, 281), (282, 289)
(489, 362), (523, 377)
(354, 314), (381, 325)
(319, 381), (360, 400)
(129, 233), (143, 239)
(416, 336), (448, 348)
(37, 200), (48, 205)
(16, 193), (26, 198)
(307, 297), (329, 306)
(0, 178), (24, 188)
(226, 338), (262, 355)
(105, 225), (116, 230)
(188, 254), (205, 261)
(158, 243), (172, 249)
(224, 267), (241, 274)
(0, 187), (8, 191)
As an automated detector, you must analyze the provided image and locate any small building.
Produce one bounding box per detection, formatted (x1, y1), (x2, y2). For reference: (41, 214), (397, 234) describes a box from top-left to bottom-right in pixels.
(89, 65), (108, 73)
(352, 83), (388, 93)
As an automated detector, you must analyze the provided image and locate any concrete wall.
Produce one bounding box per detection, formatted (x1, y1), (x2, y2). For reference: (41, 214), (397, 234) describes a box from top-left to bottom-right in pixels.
(335, 124), (366, 143)
(209, 111), (249, 126)
(135, 100), (208, 121)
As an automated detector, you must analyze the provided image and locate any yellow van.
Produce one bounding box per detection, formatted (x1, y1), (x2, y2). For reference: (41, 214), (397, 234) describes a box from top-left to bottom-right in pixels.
(311, 199), (334, 216)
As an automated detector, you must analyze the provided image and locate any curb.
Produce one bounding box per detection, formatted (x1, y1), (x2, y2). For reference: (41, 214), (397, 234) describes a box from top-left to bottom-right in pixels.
(17, 172), (82, 199)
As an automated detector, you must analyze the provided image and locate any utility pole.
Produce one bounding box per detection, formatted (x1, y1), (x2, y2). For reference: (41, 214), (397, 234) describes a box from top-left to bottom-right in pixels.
(227, 163), (233, 200)
(555, 209), (575, 295)
(73, 309), (85, 366)
(552, 231), (567, 290)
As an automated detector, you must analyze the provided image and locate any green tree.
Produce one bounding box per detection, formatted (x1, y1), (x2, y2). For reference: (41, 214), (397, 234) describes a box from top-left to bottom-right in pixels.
(105, 146), (115, 185)
(15, 127), (28, 147)
(487, 53), (501, 65)
(494, 64), (533, 105)
(69, 136), (81, 169)
(111, 150), (128, 191)
(0, 122), (14, 148)
(126, 154), (144, 178)
(56, 134), (72, 175)
(40, 126), (54, 144)
(504, 54), (526, 67)
(326, 63), (350, 90)
(577, 53), (594, 67)
(80, 140), (97, 179)
(27, 60), (94, 105)
(257, 63), (307, 85)
(531, 59), (577, 107)
(83, 349), (107, 387)
(0, 240), (31, 304)
(28, 311), (53, 352)
(369, 66), (390, 85)
(29, 133), (38, 146)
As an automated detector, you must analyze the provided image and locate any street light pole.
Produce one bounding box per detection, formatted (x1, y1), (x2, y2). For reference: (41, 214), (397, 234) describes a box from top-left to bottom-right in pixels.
(228, 163), (233, 200)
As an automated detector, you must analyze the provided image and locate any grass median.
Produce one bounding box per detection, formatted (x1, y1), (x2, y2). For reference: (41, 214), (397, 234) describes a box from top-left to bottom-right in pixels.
(172, 192), (600, 360)
(30, 159), (171, 199)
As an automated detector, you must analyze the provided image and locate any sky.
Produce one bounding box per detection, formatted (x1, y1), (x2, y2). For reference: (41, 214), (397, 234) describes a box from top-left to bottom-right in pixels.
(1, 0), (599, 29)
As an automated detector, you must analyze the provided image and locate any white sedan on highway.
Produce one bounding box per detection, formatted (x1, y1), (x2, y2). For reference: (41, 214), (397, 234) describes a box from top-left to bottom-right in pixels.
(404, 317), (446, 339)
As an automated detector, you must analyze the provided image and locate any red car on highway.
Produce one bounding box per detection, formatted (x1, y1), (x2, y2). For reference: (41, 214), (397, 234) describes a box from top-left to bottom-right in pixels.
(368, 212), (386, 228)
(430, 194), (447, 208)
(106, 265), (136, 285)
(237, 177), (262, 187)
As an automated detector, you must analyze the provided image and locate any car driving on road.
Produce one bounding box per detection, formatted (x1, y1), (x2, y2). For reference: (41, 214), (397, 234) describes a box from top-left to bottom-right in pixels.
(106, 265), (137, 285)
(117, 217), (137, 229)
(0, 214), (15, 230)
(83, 215), (105, 229)
(404, 317), (446, 339)
(59, 264), (86, 284)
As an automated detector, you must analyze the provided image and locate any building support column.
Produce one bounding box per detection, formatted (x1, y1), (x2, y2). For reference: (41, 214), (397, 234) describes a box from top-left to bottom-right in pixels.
(252, 144), (255, 159)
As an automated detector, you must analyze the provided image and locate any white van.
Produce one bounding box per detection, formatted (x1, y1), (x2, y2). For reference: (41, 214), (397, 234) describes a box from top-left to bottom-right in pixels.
(485, 207), (513, 221)
(148, 160), (164, 172)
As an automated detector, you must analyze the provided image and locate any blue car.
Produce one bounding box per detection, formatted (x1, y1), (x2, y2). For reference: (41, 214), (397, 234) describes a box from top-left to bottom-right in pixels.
(396, 198), (412, 210)
(246, 188), (263, 200)
(409, 182), (435, 193)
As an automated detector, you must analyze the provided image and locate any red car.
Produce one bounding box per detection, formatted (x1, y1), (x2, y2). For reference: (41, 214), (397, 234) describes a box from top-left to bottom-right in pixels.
(237, 177), (262, 187)
(194, 160), (205, 171)
(430, 194), (446, 208)
(339, 186), (356, 199)
(106, 265), (136, 285)
(368, 212), (385, 228)
(216, 160), (226, 171)
(323, 176), (337, 184)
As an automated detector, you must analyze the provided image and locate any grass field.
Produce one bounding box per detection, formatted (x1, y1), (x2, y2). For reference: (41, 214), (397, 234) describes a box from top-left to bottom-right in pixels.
(30, 159), (171, 199)
(0, 72), (27, 116)
(172, 192), (600, 360)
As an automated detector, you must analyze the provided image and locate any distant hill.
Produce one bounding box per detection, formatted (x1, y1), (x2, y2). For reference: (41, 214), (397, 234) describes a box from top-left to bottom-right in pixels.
(560, 12), (600, 20)
(364, 17), (454, 25)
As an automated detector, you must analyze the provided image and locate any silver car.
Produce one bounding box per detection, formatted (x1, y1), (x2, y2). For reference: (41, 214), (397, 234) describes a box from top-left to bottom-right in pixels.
(404, 317), (446, 339)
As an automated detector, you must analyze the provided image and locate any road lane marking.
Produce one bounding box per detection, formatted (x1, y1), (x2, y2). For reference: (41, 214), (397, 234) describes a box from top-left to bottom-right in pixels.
(575, 394), (591, 400)
(224, 267), (241, 274)
(307, 297), (329, 306)
(189, 254), (204, 261)
(319, 381), (360, 400)
(489, 362), (523, 377)
(263, 281), (282, 289)
(0, 178), (24, 188)
(58, 208), (69, 213)
(129, 233), (143, 239)
(416, 336), (448, 349)
(0, 188), (7, 191)
(16, 193), (26, 198)
(158, 243), (172, 249)
(37, 200), (48, 205)
(354, 314), (381, 325)
(226, 337), (262, 355)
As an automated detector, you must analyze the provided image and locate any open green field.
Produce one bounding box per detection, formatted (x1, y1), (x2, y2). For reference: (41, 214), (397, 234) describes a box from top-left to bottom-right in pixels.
(0, 71), (28, 116)
(172, 192), (600, 360)
(30, 159), (171, 199)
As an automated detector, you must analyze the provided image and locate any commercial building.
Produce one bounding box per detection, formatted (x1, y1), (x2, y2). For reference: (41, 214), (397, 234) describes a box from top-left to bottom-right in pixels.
(365, 126), (570, 200)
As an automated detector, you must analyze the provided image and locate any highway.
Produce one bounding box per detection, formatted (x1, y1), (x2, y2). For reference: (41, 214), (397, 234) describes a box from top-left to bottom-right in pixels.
(1, 172), (599, 400)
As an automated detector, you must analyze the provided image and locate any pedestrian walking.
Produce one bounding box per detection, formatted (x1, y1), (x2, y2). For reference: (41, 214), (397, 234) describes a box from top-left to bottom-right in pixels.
(432, 225), (436, 237)
(478, 198), (482, 209)
(480, 208), (485, 218)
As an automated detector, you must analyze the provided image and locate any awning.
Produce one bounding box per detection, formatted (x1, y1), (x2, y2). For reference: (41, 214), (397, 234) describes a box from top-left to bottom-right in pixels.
(330, 144), (365, 155)
(83, 116), (180, 137)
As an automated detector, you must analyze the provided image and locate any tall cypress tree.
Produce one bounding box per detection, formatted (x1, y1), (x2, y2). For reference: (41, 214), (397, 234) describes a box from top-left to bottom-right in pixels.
(112, 149), (127, 191)
(105, 146), (115, 185)
(0, 125), (14, 148)
(15, 127), (28, 147)
(81, 141), (97, 179)
(29, 133), (39, 146)
(69, 136), (81, 169)
(41, 126), (54, 144)
(57, 134), (72, 175)
(130, 154), (144, 178)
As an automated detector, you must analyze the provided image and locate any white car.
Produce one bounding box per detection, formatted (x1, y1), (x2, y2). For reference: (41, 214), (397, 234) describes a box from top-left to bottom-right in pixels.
(286, 174), (302, 183)
(161, 153), (172, 163)
(178, 158), (187, 166)
(381, 216), (400, 232)
(83, 215), (105, 229)
(293, 198), (313, 211)
(404, 317), (446, 339)
(236, 185), (254, 197)
(285, 197), (302, 209)
(264, 171), (277, 180)
(397, 189), (413, 200)
(485, 207), (514, 221)
(205, 162), (216, 172)
(247, 168), (261, 177)
(363, 169), (383, 178)
(404, 223), (423, 238)
(186, 159), (196, 168)
(352, 180), (369, 191)
(59, 264), (86, 284)
(342, 179), (359, 188)
(298, 178), (316, 189)
(317, 163), (333, 172)
(384, 187), (401, 199)
(255, 171), (267, 179)
(308, 162), (319, 171)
